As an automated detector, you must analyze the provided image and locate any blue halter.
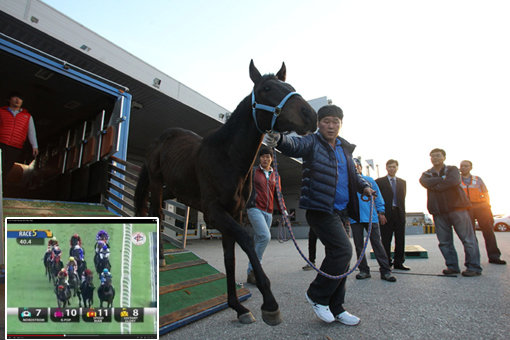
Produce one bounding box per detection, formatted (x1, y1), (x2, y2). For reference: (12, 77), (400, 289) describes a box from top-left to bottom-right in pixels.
(251, 90), (299, 134)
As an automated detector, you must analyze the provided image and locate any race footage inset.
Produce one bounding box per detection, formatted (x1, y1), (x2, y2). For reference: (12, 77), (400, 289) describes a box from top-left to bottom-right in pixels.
(5, 217), (158, 339)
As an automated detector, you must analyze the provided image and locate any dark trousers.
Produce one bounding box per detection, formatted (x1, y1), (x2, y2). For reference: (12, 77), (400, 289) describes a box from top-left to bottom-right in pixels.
(469, 203), (501, 260)
(306, 210), (352, 316)
(307, 228), (318, 263)
(380, 207), (406, 265)
(352, 222), (391, 275)
(0, 143), (22, 183)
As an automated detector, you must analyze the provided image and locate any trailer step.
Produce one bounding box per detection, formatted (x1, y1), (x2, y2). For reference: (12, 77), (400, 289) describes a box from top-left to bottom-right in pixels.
(370, 244), (428, 259)
(159, 241), (250, 335)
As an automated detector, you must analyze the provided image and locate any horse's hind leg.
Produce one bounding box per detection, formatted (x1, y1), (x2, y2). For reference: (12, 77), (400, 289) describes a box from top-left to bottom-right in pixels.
(210, 206), (281, 326)
(221, 234), (255, 324)
(148, 181), (165, 266)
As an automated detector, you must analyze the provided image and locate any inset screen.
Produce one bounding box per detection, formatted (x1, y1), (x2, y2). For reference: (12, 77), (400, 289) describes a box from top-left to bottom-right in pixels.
(5, 217), (158, 339)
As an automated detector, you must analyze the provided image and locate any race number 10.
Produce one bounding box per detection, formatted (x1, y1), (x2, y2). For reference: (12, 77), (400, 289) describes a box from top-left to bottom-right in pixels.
(49, 308), (80, 322)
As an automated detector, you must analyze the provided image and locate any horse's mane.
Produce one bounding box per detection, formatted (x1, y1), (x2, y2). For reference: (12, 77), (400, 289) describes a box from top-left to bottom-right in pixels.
(206, 74), (276, 144)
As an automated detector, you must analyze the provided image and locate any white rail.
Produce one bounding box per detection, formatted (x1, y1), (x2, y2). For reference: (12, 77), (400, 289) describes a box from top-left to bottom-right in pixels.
(120, 223), (132, 334)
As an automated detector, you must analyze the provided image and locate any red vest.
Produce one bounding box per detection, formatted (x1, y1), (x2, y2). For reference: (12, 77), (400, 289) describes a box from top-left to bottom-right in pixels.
(0, 106), (31, 149)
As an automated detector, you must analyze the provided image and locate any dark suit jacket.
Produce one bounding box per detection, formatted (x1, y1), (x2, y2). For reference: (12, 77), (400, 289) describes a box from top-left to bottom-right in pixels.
(375, 176), (406, 221)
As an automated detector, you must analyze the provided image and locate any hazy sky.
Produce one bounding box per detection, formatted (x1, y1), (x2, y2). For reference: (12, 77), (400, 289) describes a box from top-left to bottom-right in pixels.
(41, 0), (510, 214)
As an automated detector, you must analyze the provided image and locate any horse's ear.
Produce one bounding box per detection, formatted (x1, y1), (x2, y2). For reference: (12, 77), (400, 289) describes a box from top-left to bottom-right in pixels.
(276, 62), (286, 82)
(249, 59), (261, 84)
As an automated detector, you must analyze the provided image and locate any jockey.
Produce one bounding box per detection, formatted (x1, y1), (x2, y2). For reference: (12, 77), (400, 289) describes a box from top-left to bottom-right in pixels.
(65, 256), (78, 277)
(72, 244), (85, 262)
(57, 268), (68, 285)
(100, 268), (112, 285)
(47, 236), (58, 253)
(81, 268), (93, 283)
(50, 245), (62, 262)
(96, 229), (109, 242)
(95, 230), (110, 253)
(70, 233), (82, 246)
(99, 244), (110, 260)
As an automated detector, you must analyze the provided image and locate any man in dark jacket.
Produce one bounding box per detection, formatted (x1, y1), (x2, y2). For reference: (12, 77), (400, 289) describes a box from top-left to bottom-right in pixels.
(419, 148), (481, 277)
(266, 104), (373, 325)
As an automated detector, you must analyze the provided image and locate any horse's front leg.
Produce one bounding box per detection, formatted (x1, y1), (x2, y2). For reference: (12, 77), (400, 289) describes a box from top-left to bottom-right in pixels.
(209, 206), (281, 326)
(77, 289), (82, 307)
(221, 234), (255, 324)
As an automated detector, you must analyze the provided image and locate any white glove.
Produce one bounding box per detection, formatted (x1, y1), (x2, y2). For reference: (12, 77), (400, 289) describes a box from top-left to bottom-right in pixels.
(264, 133), (281, 148)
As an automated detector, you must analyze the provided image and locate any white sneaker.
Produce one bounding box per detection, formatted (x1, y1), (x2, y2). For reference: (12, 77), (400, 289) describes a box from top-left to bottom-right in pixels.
(305, 292), (335, 323)
(336, 311), (360, 326)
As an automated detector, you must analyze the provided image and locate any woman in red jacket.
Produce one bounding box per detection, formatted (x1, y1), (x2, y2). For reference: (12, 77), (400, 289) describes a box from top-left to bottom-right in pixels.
(245, 146), (286, 284)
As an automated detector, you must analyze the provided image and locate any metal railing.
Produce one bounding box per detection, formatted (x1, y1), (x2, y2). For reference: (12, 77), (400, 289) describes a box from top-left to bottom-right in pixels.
(104, 156), (190, 248)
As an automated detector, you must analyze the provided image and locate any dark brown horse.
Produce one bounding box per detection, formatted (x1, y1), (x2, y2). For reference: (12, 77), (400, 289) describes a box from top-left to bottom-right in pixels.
(134, 60), (317, 325)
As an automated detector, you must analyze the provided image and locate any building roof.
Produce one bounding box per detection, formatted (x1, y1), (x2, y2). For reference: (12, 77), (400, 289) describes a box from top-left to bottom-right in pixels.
(0, 1), (305, 188)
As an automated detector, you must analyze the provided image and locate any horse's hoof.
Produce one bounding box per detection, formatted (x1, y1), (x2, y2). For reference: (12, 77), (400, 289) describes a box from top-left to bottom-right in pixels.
(261, 308), (282, 326)
(238, 312), (256, 324)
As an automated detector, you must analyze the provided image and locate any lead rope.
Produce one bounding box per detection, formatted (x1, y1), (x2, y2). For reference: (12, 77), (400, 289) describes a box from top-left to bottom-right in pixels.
(272, 148), (374, 280)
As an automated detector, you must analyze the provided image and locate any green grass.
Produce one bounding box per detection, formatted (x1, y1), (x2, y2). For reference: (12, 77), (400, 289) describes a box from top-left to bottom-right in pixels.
(159, 279), (230, 315)
(6, 222), (157, 336)
(160, 264), (219, 286)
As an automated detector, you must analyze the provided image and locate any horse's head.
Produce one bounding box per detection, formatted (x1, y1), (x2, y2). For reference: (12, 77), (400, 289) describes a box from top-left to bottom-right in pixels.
(249, 60), (317, 135)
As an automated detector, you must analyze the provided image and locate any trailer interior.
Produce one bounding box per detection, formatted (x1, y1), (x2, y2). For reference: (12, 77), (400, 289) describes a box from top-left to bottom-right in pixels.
(0, 46), (120, 202)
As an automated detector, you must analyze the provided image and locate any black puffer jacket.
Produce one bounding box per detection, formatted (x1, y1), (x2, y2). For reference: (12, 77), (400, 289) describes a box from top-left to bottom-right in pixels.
(277, 132), (368, 221)
(419, 165), (471, 215)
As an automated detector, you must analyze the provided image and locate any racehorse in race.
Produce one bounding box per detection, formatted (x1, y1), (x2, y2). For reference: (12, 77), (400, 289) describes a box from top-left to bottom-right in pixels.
(55, 284), (71, 308)
(94, 252), (111, 275)
(98, 277), (115, 308)
(48, 254), (63, 285)
(80, 275), (95, 308)
(70, 247), (87, 278)
(68, 269), (81, 301)
(134, 61), (317, 326)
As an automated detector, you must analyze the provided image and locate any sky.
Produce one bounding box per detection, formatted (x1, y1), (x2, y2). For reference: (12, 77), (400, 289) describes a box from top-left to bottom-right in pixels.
(41, 0), (510, 214)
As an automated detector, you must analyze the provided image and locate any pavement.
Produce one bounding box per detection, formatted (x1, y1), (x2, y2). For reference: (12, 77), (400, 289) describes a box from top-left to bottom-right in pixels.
(163, 231), (510, 340)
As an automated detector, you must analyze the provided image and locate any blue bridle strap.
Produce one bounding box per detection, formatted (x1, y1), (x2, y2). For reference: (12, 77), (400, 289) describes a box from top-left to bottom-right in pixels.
(251, 90), (299, 134)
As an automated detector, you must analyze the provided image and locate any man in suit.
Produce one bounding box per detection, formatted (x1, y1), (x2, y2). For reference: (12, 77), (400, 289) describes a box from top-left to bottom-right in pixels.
(376, 159), (409, 270)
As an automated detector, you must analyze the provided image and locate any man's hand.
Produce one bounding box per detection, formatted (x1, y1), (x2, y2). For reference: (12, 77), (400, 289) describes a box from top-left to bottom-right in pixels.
(378, 213), (387, 225)
(33, 148), (39, 157)
(362, 187), (376, 198)
(264, 133), (281, 148)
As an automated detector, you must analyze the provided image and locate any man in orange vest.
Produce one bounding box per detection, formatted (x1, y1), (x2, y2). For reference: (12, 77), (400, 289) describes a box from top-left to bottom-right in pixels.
(0, 92), (38, 183)
(460, 160), (505, 265)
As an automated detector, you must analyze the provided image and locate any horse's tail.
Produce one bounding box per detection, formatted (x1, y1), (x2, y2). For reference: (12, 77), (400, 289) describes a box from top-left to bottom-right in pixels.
(134, 163), (150, 216)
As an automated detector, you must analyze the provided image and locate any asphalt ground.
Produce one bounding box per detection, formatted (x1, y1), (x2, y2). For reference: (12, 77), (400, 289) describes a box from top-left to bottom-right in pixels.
(164, 231), (510, 340)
